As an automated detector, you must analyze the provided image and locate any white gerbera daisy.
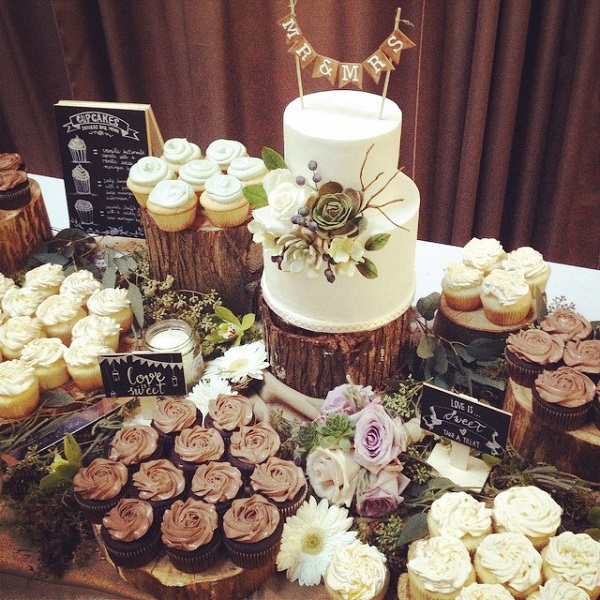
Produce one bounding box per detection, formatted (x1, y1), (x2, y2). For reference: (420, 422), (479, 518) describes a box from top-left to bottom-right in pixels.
(276, 496), (357, 586)
(187, 377), (235, 420)
(202, 340), (269, 384)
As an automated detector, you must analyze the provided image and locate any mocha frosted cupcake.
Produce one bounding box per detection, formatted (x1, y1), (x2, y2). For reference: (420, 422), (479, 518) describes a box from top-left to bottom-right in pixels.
(107, 424), (162, 472)
(505, 328), (564, 387)
(539, 310), (592, 342)
(126, 156), (174, 207)
(227, 421), (281, 480)
(0, 152), (26, 172)
(101, 498), (162, 569)
(190, 461), (244, 516)
(151, 396), (199, 452)
(73, 458), (129, 524)
(562, 339), (600, 383)
(0, 170), (30, 210)
(206, 393), (254, 445)
(200, 173), (250, 228)
(131, 458), (186, 518)
(480, 269), (532, 326)
(161, 498), (221, 573)
(20, 337), (69, 391)
(532, 367), (595, 430)
(170, 425), (225, 481)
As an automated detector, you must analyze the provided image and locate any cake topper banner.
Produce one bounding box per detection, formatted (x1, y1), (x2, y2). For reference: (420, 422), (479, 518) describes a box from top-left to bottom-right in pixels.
(278, 8), (415, 90)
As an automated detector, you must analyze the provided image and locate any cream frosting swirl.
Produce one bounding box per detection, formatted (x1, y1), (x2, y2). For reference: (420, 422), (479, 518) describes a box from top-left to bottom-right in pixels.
(227, 156), (267, 181)
(73, 458), (128, 500)
(0, 359), (37, 396)
(63, 339), (112, 367)
(128, 156), (173, 186)
(563, 339), (600, 374)
(0, 274), (15, 300)
(24, 263), (65, 292)
(502, 247), (549, 279)
(205, 139), (247, 168)
(250, 456), (306, 502)
(529, 579), (590, 600)
(208, 393), (254, 432)
(191, 461), (243, 503)
(442, 262), (484, 290)
(462, 238), (506, 272)
(407, 536), (473, 594)
(102, 498), (153, 542)
(456, 583), (515, 600)
(542, 531), (600, 592)
(108, 425), (159, 465)
(35, 294), (83, 325)
(1, 286), (48, 317)
(132, 459), (185, 501)
(428, 491), (492, 539)
(173, 425), (224, 463)
(152, 397), (198, 434)
(0, 316), (45, 354)
(178, 159), (221, 187)
(71, 314), (121, 342)
(492, 486), (562, 538)
(203, 173), (244, 204)
(481, 269), (530, 306)
(161, 498), (218, 551)
(324, 539), (387, 600)
(540, 311), (592, 342)
(505, 328), (564, 365)
(229, 422), (280, 464)
(162, 138), (201, 166)
(59, 270), (102, 304)
(86, 287), (130, 317)
(534, 366), (595, 408)
(222, 494), (280, 542)
(476, 533), (542, 593)
(147, 179), (195, 209)
(20, 337), (66, 368)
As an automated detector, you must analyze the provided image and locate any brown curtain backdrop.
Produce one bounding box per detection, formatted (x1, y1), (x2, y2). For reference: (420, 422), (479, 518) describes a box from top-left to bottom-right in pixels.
(0, 0), (598, 269)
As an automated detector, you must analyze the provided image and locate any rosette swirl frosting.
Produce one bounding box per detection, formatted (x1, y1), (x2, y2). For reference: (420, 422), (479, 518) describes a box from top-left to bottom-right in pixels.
(161, 499), (218, 551)
(0, 169), (27, 190)
(542, 532), (600, 593)
(0, 153), (24, 170)
(36, 294), (82, 325)
(408, 536), (473, 594)
(207, 394), (253, 432)
(1, 287), (48, 317)
(132, 459), (185, 501)
(59, 270), (102, 304)
(540, 311), (592, 342)
(429, 491), (492, 539)
(108, 425), (159, 465)
(250, 456), (306, 502)
(24, 263), (65, 292)
(227, 157), (267, 181)
(162, 138), (201, 165)
(205, 139), (248, 168)
(71, 314), (121, 342)
(20, 337), (66, 368)
(0, 274), (15, 299)
(73, 458), (128, 500)
(63, 339), (113, 367)
(481, 269), (530, 306)
(0, 360), (36, 396)
(191, 461), (243, 503)
(174, 425), (224, 463)
(147, 179), (195, 209)
(102, 498), (154, 542)
(462, 238), (506, 272)
(178, 159), (220, 186)
(0, 316), (45, 354)
(152, 397), (197, 434)
(456, 583), (515, 600)
(223, 494), (280, 542)
(502, 247), (548, 278)
(563, 339), (600, 374)
(534, 367), (595, 407)
(204, 174), (244, 204)
(229, 422), (281, 464)
(442, 262), (484, 290)
(86, 287), (130, 316)
(505, 328), (564, 365)
(529, 579), (590, 600)
(492, 486), (562, 538)
(128, 156), (173, 186)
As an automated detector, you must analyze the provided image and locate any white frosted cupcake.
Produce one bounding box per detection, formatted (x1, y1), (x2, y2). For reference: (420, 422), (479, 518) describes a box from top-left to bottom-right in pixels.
(0, 273), (16, 303)
(1, 286), (49, 317)
(0, 359), (40, 420)
(427, 491), (493, 554)
(146, 179), (198, 232)
(0, 315), (46, 360)
(126, 156), (175, 207)
(480, 269), (532, 326)
(178, 159), (221, 198)
(64, 338), (113, 391)
(35, 294), (87, 345)
(24, 263), (65, 296)
(492, 486), (562, 550)
(20, 337), (69, 390)
(86, 288), (133, 333)
(407, 535), (476, 600)
(60, 269), (103, 305)
(502, 247), (551, 296)
(205, 139), (248, 172)
(200, 174), (250, 228)
(541, 532), (600, 600)
(226, 156), (267, 186)
(71, 314), (121, 351)
(161, 138), (201, 174)
(475, 533), (542, 600)
(462, 238), (507, 275)
(527, 579), (590, 600)
(456, 583), (514, 600)
(441, 263), (485, 311)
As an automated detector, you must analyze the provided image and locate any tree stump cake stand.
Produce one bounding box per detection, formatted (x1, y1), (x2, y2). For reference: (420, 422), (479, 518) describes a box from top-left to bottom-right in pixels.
(504, 380), (600, 482)
(140, 208), (263, 316)
(259, 295), (413, 398)
(0, 178), (53, 276)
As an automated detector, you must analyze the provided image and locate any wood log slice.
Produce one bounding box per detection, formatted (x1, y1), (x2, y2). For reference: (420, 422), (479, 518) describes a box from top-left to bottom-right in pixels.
(504, 379), (600, 482)
(93, 525), (275, 600)
(433, 293), (536, 345)
(141, 208), (263, 316)
(0, 178), (53, 275)
(259, 295), (412, 398)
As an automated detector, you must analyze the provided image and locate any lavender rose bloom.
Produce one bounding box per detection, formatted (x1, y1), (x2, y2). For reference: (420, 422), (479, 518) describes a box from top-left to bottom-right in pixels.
(318, 383), (378, 420)
(350, 403), (408, 473)
(306, 447), (360, 507)
(355, 464), (411, 518)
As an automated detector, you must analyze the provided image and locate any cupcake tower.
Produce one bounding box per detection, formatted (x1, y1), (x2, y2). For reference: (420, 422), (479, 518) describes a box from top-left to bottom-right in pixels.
(75, 394), (307, 574)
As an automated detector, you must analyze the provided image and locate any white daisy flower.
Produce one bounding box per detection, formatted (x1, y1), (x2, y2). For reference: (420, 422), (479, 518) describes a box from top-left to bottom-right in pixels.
(276, 496), (357, 586)
(202, 340), (269, 384)
(187, 377), (235, 420)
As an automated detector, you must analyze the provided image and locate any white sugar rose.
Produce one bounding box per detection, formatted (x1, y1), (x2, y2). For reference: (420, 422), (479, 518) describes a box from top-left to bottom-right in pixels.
(263, 168), (307, 219)
(306, 446), (360, 508)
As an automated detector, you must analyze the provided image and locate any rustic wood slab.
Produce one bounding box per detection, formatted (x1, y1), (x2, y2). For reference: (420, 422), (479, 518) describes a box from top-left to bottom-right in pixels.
(504, 379), (600, 482)
(0, 178), (53, 276)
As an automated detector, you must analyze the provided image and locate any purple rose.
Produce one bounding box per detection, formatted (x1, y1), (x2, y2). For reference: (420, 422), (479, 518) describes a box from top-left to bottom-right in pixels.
(350, 402), (408, 472)
(355, 464), (410, 518)
(318, 383), (378, 420)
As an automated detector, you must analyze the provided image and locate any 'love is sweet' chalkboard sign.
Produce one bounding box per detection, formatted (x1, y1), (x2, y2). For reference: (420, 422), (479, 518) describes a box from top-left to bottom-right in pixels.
(420, 383), (512, 458)
(99, 352), (186, 398)
(54, 100), (163, 238)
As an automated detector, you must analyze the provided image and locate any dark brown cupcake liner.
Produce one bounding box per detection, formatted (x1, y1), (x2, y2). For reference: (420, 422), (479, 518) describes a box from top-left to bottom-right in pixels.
(249, 482), (308, 521)
(592, 399), (600, 431)
(165, 530), (222, 573)
(504, 348), (561, 388)
(223, 518), (283, 570)
(75, 483), (130, 524)
(101, 519), (162, 569)
(531, 386), (591, 431)
(0, 177), (31, 210)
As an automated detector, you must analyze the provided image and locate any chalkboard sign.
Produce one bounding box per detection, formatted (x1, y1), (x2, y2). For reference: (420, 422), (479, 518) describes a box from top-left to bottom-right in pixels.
(99, 352), (186, 398)
(54, 101), (163, 238)
(420, 383), (512, 458)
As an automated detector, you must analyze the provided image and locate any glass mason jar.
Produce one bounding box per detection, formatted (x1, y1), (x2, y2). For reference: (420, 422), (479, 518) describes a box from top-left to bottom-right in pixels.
(143, 319), (204, 389)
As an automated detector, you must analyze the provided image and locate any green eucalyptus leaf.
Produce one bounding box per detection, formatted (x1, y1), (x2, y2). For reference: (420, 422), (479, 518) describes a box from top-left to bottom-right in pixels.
(241, 313), (256, 330)
(416, 336), (436, 359)
(102, 264), (117, 288)
(127, 283), (145, 330)
(215, 305), (241, 325)
(455, 344), (476, 364)
(243, 184), (268, 207)
(356, 257), (378, 279)
(470, 373), (506, 391)
(466, 338), (505, 361)
(587, 506), (600, 528)
(42, 390), (77, 408)
(416, 293), (441, 321)
(364, 233), (390, 251)
(114, 254), (139, 276)
(39, 472), (65, 491)
(261, 147), (287, 170)
(397, 512), (429, 547)
(433, 344), (449, 374)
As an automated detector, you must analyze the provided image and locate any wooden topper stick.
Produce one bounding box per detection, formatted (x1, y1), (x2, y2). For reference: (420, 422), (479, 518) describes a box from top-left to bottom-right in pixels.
(379, 7), (402, 119)
(289, 0), (305, 107)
